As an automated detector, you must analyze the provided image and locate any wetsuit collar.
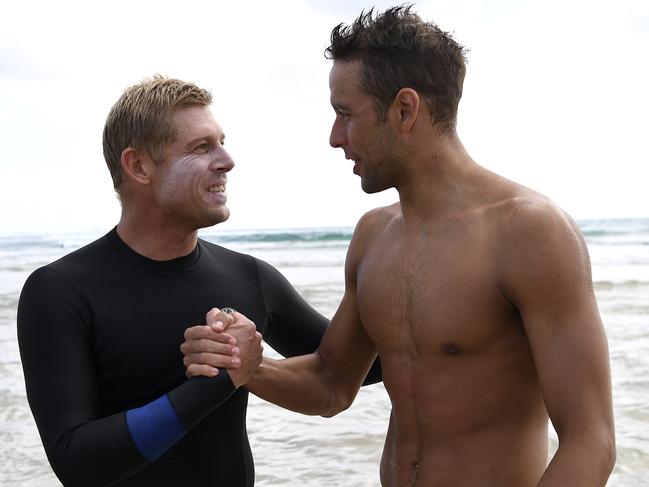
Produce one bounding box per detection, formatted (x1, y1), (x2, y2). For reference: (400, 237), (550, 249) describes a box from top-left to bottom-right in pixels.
(107, 227), (201, 274)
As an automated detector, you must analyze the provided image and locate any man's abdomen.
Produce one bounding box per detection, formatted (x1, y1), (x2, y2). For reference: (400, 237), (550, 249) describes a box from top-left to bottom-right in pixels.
(377, 349), (549, 486)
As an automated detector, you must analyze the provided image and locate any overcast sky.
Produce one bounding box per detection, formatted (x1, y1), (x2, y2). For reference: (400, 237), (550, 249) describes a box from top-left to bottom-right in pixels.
(1, 0), (647, 236)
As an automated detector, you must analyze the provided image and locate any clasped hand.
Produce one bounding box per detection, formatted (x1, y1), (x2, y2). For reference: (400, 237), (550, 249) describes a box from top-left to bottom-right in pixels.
(181, 308), (263, 388)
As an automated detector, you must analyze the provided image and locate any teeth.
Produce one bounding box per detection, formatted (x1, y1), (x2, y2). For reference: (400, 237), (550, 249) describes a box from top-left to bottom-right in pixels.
(208, 185), (225, 193)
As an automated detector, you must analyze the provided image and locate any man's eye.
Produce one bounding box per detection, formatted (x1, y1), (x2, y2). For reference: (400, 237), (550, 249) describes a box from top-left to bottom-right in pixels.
(196, 143), (210, 152)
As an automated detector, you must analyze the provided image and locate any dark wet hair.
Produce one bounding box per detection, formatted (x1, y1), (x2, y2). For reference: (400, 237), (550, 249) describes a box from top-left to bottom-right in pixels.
(325, 5), (468, 133)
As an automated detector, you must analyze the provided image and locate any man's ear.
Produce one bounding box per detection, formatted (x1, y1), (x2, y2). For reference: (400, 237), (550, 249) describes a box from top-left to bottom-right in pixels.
(120, 147), (154, 186)
(392, 88), (420, 133)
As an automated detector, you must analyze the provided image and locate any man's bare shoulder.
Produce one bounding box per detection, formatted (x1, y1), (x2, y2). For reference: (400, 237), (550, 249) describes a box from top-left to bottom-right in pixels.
(492, 189), (592, 300)
(344, 203), (400, 274)
(351, 202), (400, 244)
(494, 190), (583, 248)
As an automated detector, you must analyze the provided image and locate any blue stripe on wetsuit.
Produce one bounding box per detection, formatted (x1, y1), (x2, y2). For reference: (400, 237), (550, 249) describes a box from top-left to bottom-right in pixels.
(126, 395), (187, 462)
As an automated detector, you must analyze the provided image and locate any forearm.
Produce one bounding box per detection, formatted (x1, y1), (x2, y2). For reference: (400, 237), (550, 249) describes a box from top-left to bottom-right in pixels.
(538, 436), (616, 487)
(34, 375), (237, 486)
(246, 353), (352, 417)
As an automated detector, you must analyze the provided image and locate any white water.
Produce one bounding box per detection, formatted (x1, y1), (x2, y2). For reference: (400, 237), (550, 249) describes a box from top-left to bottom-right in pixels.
(1, 220), (648, 485)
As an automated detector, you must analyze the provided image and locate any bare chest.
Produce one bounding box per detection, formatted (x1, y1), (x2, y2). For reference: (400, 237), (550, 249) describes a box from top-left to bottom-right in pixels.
(356, 229), (514, 357)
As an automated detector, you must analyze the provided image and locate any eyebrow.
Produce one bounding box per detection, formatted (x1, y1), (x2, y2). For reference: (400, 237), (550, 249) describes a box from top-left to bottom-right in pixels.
(332, 104), (351, 113)
(185, 132), (225, 149)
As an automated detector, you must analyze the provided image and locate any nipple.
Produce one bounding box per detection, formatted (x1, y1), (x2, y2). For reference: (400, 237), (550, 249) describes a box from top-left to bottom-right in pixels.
(442, 342), (463, 355)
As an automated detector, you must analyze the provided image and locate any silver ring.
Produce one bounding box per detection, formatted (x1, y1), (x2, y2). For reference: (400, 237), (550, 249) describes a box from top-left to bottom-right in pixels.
(221, 307), (236, 315)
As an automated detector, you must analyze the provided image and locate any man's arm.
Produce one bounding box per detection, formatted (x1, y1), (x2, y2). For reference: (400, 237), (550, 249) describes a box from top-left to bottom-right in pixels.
(239, 213), (381, 416)
(252, 256), (382, 385)
(18, 268), (261, 487)
(247, 283), (377, 417)
(187, 211), (380, 416)
(501, 202), (616, 486)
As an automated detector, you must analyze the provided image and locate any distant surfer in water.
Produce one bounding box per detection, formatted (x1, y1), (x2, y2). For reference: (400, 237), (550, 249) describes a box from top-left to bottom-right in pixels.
(184, 6), (615, 486)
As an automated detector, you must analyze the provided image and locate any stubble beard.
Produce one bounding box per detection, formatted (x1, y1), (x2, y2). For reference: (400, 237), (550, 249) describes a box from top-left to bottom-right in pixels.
(161, 191), (231, 232)
(360, 128), (402, 194)
(361, 173), (391, 194)
(196, 205), (230, 230)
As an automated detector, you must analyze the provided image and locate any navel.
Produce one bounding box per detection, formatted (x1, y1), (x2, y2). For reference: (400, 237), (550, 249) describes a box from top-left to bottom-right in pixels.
(442, 342), (463, 355)
(410, 462), (419, 483)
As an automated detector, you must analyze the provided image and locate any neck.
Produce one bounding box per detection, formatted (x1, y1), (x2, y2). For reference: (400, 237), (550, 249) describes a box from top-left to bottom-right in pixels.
(395, 132), (484, 225)
(116, 208), (199, 261)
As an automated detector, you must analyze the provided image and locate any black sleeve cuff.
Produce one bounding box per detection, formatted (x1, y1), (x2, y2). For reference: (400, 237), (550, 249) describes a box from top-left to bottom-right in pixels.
(167, 373), (236, 430)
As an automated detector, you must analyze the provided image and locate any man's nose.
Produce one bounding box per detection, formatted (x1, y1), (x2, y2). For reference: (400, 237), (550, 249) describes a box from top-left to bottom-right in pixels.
(329, 120), (346, 148)
(211, 148), (235, 172)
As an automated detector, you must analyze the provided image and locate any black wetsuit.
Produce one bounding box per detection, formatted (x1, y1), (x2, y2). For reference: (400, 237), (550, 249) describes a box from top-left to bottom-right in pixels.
(18, 228), (380, 486)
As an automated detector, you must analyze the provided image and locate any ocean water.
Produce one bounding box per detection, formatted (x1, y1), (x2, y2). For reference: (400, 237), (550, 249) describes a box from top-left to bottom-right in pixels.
(0, 219), (647, 486)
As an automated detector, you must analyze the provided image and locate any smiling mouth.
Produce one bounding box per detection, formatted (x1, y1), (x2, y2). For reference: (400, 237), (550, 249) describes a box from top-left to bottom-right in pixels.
(207, 184), (225, 193)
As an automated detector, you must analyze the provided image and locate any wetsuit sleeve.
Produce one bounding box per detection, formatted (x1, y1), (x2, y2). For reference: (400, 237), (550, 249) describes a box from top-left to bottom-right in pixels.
(17, 267), (236, 487)
(253, 258), (381, 385)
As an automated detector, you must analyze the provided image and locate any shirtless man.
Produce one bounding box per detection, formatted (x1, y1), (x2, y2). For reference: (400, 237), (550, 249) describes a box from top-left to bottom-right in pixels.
(183, 6), (615, 486)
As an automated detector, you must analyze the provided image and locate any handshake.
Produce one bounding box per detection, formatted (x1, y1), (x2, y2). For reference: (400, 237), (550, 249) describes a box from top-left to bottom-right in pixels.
(180, 308), (263, 388)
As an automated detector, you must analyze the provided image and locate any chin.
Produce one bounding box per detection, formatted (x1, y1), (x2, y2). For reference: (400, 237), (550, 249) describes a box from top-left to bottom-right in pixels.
(214, 208), (231, 225)
(361, 179), (391, 194)
(197, 208), (230, 230)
